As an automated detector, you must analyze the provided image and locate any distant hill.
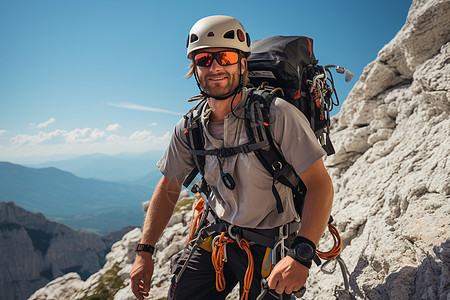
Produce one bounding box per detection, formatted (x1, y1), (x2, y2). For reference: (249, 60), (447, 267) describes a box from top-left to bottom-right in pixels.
(26, 150), (164, 184)
(0, 162), (153, 234)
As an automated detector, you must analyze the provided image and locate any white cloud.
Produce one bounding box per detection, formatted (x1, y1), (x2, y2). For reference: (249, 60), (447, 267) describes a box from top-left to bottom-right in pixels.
(106, 123), (121, 131)
(1, 127), (171, 162)
(11, 130), (65, 146)
(64, 128), (107, 144)
(37, 117), (56, 129)
(109, 102), (183, 116)
(0, 129), (7, 136)
(129, 130), (153, 141)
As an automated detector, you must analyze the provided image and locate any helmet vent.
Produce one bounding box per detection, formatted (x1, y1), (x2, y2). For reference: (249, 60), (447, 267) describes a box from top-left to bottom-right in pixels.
(237, 29), (245, 42)
(207, 31), (215, 37)
(223, 30), (235, 39)
(190, 34), (199, 43)
(246, 33), (251, 47)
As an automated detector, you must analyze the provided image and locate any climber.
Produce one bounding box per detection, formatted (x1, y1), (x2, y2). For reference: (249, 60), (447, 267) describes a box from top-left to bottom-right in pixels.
(130, 15), (333, 300)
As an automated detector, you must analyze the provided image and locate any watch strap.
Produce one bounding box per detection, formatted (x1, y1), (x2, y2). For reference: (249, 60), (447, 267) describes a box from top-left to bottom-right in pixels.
(290, 236), (316, 251)
(288, 236), (317, 269)
(287, 248), (313, 269)
(135, 243), (155, 254)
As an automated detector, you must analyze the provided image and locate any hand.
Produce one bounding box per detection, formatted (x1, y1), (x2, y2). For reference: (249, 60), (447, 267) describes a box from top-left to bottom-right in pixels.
(266, 256), (309, 295)
(130, 252), (154, 300)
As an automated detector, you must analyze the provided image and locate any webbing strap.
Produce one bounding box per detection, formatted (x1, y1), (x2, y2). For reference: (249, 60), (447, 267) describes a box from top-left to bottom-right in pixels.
(182, 100), (207, 187)
(189, 140), (269, 158)
(246, 89), (307, 215)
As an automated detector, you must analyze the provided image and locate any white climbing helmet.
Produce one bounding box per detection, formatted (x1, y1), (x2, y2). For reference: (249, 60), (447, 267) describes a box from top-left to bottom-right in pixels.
(186, 15), (251, 59)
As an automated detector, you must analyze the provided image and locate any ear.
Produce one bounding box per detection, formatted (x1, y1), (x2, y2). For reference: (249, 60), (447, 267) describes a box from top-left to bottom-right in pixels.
(240, 58), (247, 75)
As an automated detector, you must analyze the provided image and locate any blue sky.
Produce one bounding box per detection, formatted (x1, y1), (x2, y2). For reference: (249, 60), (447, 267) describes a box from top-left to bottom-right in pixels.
(0, 0), (412, 163)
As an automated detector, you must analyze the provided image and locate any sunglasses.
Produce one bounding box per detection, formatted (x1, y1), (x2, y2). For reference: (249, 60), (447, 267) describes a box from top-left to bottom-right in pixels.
(193, 50), (240, 67)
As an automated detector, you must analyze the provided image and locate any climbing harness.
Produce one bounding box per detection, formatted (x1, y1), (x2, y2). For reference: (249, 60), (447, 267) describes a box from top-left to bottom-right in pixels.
(181, 196), (347, 299)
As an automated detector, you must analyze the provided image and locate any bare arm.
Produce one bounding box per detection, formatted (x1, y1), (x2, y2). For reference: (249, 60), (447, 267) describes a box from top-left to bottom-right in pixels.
(130, 175), (182, 300)
(297, 158), (334, 245)
(267, 158), (333, 294)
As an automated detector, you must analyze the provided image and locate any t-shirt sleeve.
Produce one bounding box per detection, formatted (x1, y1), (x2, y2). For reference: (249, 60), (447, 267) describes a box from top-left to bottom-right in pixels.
(269, 98), (326, 175)
(156, 118), (196, 184)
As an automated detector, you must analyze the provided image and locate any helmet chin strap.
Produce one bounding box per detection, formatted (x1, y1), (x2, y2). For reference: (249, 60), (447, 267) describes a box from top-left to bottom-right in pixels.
(194, 60), (244, 101)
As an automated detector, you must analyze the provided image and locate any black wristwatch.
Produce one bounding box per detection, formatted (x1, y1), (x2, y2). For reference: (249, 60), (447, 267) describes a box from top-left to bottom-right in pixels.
(287, 237), (316, 269)
(135, 243), (155, 254)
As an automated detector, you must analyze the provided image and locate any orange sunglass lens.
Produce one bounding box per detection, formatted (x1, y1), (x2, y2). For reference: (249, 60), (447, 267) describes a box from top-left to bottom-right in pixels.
(194, 53), (213, 67)
(217, 51), (239, 65)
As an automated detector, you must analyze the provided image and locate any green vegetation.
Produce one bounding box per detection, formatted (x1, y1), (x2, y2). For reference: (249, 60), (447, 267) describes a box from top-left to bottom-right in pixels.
(173, 196), (197, 213)
(79, 264), (125, 300)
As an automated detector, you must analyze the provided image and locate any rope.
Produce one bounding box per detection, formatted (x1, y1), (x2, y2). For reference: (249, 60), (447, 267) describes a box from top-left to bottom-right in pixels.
(211, 232), (255, 300)
(186, 197), (204, 245)
(238, 238), (254, 300)
(316, 223), (342, 260)
(211, 232), (233, 292)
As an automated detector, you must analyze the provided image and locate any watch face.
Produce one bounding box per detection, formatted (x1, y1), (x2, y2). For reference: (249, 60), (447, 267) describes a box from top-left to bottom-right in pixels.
(294, 243), (315, 261)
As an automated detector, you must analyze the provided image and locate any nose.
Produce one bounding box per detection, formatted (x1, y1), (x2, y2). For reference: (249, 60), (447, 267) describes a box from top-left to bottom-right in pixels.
(208, 57), (222, 72)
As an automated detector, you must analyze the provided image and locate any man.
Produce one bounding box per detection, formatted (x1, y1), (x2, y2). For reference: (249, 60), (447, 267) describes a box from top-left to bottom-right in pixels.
(130, 15), (333, 299)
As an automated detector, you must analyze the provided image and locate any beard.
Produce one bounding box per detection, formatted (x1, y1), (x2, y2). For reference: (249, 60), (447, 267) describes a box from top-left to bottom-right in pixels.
(199, 71), (240, 99)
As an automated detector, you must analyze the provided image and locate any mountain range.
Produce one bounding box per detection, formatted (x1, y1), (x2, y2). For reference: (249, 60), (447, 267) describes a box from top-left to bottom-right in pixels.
(25, 150), (164, 185)
(0, 161), (159, 234)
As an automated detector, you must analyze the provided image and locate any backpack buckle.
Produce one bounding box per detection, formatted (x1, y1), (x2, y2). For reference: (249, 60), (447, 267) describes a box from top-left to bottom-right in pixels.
(271, 161), (282, 170)
(217, 148), (232, 158)
(239, 144), (251, 154)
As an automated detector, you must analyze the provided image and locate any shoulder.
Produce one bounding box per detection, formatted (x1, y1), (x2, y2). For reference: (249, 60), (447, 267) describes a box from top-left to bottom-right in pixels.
(269, 97), (310, 125)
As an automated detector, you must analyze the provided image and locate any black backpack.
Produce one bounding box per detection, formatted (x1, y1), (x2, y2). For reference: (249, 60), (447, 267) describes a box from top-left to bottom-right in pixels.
(182, 35), (353, 216)
(248, 35), (353, 156)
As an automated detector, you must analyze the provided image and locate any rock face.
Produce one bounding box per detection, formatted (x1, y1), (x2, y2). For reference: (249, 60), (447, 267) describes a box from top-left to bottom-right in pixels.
(27, 0), (449, 299)
(314, 0), (450, 298)
(0, 201), (133, 300)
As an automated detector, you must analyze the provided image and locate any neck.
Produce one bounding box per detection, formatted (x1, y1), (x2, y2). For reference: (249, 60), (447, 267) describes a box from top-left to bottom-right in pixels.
(208, 91), (242, 122)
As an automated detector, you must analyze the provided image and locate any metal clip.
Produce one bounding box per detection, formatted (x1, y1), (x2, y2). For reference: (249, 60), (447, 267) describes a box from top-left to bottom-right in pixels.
(213, 234), (229, 263)
(271, 224), (290, 266)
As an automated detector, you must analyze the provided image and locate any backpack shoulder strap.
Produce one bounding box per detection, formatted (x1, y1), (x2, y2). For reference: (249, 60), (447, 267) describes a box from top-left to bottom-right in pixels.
(245, 89), (307, 215)
(182, 99), (207, 188)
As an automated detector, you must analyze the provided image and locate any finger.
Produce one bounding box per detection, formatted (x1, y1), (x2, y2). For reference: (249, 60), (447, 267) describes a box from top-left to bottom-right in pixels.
(284, 283), (300, 295)
(275, 283), (285, 295)
(138, 286), (149, 296)
(143, 275), (152, 293)
(131, 278), (144, 300)
(266, 274), (277, 291)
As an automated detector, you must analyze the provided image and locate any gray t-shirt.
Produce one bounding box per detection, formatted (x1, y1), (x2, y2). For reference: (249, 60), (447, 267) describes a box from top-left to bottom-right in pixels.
(157, 88), (326, 229)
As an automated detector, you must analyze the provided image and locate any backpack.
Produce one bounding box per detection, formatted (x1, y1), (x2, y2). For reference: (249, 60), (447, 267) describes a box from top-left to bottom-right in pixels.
(247, 35), (353, 156)
(183, 35), (353, 217)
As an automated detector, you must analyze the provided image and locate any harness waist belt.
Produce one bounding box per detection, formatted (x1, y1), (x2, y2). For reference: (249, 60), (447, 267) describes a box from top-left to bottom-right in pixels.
(200, 220), (300, 249)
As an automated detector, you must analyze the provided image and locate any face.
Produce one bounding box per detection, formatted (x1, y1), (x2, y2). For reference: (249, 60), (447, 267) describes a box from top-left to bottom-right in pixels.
(194, 48), (246, 99)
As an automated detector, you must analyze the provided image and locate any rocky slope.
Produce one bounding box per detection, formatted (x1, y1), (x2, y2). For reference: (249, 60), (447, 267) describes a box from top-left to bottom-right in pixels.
(315, 0), (450, 298)
(0, 201), (134, 300)
(28, 0), (449, 299)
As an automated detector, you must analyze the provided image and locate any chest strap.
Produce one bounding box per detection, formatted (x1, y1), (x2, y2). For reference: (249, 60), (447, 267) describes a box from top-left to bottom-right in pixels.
(189, 140), (269, 158)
